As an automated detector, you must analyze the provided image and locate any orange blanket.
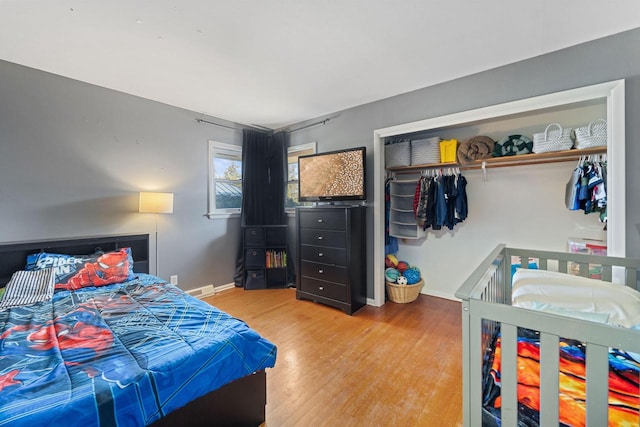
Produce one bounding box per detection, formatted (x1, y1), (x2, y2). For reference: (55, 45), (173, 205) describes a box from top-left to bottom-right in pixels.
(483, 330), (639, 426)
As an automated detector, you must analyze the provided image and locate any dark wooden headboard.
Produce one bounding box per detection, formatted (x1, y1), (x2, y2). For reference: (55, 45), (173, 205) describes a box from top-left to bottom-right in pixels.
(0, 234), (149, 287)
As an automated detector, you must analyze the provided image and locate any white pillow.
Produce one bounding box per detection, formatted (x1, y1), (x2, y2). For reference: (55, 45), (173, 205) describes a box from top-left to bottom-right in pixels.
(0, 268), (55, 309)
(512, 269), (640, 328)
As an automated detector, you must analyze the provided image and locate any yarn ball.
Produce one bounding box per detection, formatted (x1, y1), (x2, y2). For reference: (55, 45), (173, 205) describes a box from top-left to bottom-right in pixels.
(403, 268), (421, 285)
(385, 254), (398, 268)
(385, 268), (400, 283)
(397, 261), (409, 273)
(396, 276), (408, 285)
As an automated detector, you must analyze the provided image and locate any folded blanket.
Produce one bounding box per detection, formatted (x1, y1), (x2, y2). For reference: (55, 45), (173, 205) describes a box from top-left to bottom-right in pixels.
(493, 134), (533, 157)
(456, 136), (495, 165)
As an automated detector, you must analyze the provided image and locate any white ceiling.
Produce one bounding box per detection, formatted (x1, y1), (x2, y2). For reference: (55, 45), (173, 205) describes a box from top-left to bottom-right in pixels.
(1, 1), (639, 129)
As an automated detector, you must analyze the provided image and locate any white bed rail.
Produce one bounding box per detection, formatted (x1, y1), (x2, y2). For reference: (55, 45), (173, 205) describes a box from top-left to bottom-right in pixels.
(456, 244), (640, 427)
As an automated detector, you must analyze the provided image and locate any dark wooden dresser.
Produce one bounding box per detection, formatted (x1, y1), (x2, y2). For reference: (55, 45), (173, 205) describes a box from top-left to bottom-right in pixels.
(296, 206), (366, 315)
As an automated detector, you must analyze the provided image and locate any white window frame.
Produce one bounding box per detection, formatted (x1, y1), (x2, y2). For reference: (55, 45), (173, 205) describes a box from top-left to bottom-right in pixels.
(207, 140), (242, 219)
(286, 142), (317, 214)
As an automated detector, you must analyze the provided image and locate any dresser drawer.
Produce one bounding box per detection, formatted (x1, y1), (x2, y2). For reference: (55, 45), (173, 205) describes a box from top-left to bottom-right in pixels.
(300, 278), (347, 302)
(299, 229), (345, 248)
(301, 261), (347, 284)
(298, 209), (345, 231)
(300, 245), (346, 266)
(245, 248), (265, 268)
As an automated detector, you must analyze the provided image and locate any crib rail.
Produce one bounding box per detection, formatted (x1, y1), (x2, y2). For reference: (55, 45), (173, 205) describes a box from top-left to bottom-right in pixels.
(456, 244), (640, 427)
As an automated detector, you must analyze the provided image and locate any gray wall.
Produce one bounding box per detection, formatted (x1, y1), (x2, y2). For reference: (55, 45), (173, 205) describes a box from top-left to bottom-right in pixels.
(289, 28), (640, 298)
(1, 28), (638, 297)
(0, 60), (244, 290)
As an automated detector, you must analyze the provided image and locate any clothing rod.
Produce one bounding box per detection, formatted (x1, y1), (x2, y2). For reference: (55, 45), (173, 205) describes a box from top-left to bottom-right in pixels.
(459, 157), (581, 170)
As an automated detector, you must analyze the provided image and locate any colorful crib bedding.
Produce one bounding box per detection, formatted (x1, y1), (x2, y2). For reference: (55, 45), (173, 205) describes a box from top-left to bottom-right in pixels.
(480, 268), (640, 426)
(0, 274), (277, 427)
(482, 328), (640, 426)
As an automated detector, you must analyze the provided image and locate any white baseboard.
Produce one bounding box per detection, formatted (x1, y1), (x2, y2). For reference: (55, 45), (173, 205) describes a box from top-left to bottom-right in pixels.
(214, 283), (236, 293)
(367, 289), (460, 306)
(420, 288), (461, 302)
(185, 284), (216, 299)
(185, 282), (238, 299)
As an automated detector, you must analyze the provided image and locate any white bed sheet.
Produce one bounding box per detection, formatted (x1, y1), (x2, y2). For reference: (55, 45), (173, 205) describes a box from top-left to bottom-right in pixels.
(512, 268), (640, 328)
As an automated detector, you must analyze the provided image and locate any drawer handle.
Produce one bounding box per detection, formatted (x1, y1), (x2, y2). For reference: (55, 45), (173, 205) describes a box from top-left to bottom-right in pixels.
(318, 252), (323, 257)
(251, 273), (257, 278)
(318, 269), (324, 274)
(317, 219), (324, 223)
(317, 236), (323, 240)
(251, 230), (257, 236)
(251, 250), (257, 256)
(319, 286), (324, 291)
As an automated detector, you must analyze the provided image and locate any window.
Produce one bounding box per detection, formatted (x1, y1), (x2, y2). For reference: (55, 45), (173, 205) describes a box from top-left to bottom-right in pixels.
(208, 141), (242, 217)
(207, 140), (315, 218)
(286, 142), (316, 210)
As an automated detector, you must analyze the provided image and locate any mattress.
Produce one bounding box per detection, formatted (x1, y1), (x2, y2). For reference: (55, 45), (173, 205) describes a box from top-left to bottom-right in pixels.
(0, 274), (277, 426)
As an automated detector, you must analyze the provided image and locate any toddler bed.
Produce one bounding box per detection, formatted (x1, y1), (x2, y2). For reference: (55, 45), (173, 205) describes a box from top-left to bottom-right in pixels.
(455, 244), (640, 427)
(0, 234), (277, 427)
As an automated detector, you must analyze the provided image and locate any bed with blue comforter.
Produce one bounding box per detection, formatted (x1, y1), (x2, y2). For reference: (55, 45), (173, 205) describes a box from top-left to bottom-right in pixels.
(0, 236), (277, 427)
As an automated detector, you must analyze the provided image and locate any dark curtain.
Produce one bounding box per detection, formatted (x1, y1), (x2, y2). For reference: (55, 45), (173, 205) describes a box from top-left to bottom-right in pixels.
(241, 130), (287, 225)
(234, 129), (294, 286)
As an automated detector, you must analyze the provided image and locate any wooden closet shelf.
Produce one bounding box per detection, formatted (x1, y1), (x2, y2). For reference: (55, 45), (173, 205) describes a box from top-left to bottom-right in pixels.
(387, 146), (606, 173)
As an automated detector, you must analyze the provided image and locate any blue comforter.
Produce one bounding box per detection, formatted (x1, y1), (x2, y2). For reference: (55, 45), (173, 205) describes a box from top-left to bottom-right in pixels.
(0, 274), (277, 426)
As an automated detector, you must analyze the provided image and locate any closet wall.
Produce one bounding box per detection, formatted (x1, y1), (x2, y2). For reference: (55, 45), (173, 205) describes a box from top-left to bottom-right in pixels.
(393, 162), (605, 300)
(287, 28), (640, 302)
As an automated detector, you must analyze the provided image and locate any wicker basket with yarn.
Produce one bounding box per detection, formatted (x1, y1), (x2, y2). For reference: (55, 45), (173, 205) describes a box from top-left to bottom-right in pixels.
(386, 279), (424, 303)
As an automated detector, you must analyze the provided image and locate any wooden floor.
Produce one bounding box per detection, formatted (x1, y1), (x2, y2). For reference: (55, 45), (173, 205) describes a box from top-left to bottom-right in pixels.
(204, 288), (463, 427)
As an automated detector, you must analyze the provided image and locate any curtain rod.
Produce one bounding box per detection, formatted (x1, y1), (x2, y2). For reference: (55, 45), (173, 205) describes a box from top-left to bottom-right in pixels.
(281, 117), (333, 133)
(197, 115), (337, 134)
(195, 118), (267, 132)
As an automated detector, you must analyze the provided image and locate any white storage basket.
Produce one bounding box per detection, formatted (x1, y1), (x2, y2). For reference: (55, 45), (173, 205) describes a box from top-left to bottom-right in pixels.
(385, 141), (411, 167)
(573, 119), (607, 149)
(410, 137), (441, 165)
(532, 123), (574, 153)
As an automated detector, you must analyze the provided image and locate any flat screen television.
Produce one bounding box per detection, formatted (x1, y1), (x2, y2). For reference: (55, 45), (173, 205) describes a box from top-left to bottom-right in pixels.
(298, 146), (366, 202)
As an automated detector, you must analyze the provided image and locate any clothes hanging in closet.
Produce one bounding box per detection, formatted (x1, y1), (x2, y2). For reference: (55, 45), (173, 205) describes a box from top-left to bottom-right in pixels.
(566, 155), (607, 224)
(414, 169), (468, 232)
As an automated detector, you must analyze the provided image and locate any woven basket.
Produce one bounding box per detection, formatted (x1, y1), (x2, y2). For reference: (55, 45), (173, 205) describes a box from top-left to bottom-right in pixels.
(410, 137), (441, 165)
(532, 123), (574, 153)
(385, 140), (411, 167)
(386, 279), (424, 303)
(574, 119), (607, 149)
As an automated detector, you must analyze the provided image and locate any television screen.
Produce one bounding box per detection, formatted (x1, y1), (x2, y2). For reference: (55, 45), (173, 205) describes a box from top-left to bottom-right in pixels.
(298, 147), (366, 202)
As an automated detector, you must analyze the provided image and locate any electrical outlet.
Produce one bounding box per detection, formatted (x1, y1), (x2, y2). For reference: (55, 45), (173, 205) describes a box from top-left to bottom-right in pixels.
(170, 275), (178, 285)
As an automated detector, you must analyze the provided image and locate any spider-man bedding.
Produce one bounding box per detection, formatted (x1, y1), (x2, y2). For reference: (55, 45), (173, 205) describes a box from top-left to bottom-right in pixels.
(0, 274), (277, 427)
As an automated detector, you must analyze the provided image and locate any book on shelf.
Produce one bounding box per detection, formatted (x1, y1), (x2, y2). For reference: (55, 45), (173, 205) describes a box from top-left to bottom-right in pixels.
(265, 250), (287, 268)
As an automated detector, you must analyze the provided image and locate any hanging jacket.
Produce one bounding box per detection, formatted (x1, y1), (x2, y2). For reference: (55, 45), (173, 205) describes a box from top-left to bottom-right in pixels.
(443, 174), (458, 230)
(455, 173), (468, 223)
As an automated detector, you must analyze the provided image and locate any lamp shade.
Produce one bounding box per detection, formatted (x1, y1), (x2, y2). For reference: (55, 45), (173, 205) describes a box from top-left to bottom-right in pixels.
(139, 192), (174, 214)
